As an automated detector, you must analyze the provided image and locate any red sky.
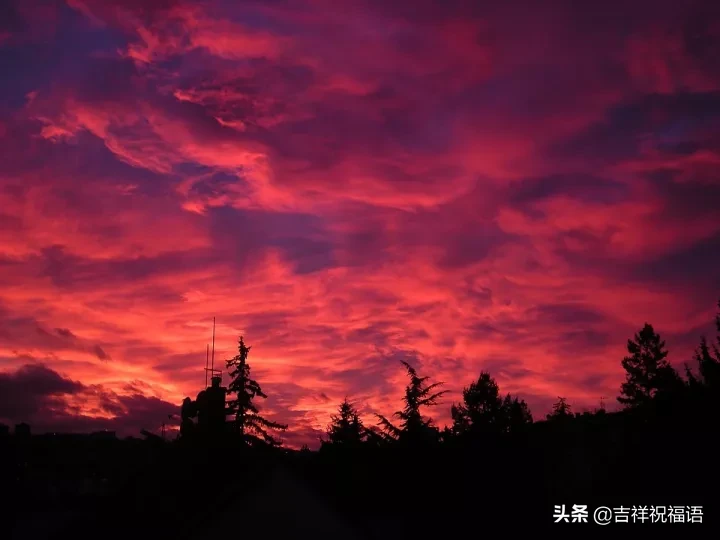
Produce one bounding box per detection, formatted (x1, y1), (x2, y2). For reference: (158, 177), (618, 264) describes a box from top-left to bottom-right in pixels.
(1, 0), (719, 447)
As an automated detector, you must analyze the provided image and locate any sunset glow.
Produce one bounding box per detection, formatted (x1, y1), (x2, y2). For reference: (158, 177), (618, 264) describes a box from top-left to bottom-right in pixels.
(1, 0), (719, 447)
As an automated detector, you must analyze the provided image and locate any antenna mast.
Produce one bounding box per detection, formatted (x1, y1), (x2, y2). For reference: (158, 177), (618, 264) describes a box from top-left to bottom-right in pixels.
(211, 316), (216, 373)
(205, 344), (209, 388)
(203, 317), (222, 387)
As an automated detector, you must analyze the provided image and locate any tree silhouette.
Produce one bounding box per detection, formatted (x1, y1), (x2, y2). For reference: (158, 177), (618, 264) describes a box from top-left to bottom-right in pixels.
(363, 425), (388, 447)
(500, 394), (533, 432)
(546, 397), (571, 420)
(689, 337), (720, 389)
(451, 371), (502, 435)
(688, 300), (720, 389)
(225, 336), (287, 446)
(326, 398), (365, 446)
(684, 300), (720, 423)
(377, 361), (447, 443)
(452, 372), (532, 436)
(618, 323), (682, 408)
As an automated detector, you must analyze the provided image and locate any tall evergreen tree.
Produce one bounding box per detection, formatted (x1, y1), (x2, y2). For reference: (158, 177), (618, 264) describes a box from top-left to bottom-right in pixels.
(452, 372), (533, 436)
(618, 323), (682, 408)
(500, 394), (533, 432)
(225, 336), (287, 446)
(451, 371), (502, 435)
(686, 300), (720, 401)
(546, 397), (572, 420)
(693, 337), (720, 389)
(695, 300), (720, 387)
(326, 398), (365, 446)
(377, 361), (447, 443)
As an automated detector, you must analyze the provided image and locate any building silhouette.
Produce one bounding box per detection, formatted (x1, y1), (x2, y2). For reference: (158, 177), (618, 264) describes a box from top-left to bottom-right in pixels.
(14, 423), (30, 438)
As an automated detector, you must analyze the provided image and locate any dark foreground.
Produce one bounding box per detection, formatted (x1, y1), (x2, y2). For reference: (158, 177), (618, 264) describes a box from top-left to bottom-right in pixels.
(1, 411), (717, 540)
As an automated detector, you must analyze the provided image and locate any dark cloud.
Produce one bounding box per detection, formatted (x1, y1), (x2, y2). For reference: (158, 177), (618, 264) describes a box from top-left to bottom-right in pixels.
(438, 225), (513, 269)
(467, 321), (503, 339)
(0, 363), (83, 419)
(271, 236), (336, 275)
(345, 321), (394, 347)
(510, 174), (630, 206)
(55, 328), (76, 338)
(93, 344), (110, 360)
(0, 363), (177, 435)
(207, 205), (336, 274)
(648, 168), (720, 222)
(0, 306), (112, 362)
(527, 303), (610, 326)
(554, 329), (614, 355)
(626, 233), (720, 292)
(67, 0), (184, 27)
(38, 245), (212, 290)
(554, 92), (720, 163)
(579, 373), (611, 392)
(473, 357), (537, 383)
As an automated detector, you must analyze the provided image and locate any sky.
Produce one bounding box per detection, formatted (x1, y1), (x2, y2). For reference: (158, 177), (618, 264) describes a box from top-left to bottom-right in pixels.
(1, 0), (719, 448)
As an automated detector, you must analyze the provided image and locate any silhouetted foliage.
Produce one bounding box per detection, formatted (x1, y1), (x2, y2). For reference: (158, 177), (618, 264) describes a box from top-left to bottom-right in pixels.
(362, 425), (387, 447)
(225, 336), (287, 446)
(500, 393), (533, 432)
(618, 323), (683, 409)
(376, 361), (447, 444)
(326, 398), (365, 446)
(688, 302), (720, 389)
(451, 371), (533, 437)
(8, 299), (720, 538)
(451, 371), (501, 435)
(546, 397), (571, 420)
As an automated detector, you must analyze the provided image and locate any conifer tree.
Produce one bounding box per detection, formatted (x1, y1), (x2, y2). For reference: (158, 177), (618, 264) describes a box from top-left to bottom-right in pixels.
(692, 300), (720, 388)
(452, 372), (533, 436)
(685, 300), (720, 414)
(618, 323), (682, 408)
(451, 371), (502, 435)
(693, 337), (720, 388)
(326, 398), (365, 446)
(377, 361), (447, 443)
(225, 336), (287, 446)
(500, 393), (533, 432)
(546, 397), (572, 420)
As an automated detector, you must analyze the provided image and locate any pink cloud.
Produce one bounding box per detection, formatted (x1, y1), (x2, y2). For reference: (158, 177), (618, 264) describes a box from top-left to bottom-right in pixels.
(0, 0), (718, 447)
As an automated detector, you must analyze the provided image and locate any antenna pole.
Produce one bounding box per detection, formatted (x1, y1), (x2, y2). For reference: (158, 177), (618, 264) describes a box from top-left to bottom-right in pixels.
(205, 344), (209, 388)
(211, 316), (216, 373)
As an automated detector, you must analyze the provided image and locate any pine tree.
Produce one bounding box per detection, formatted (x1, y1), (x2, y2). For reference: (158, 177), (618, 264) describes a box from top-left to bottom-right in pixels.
(451, 371), (502, 435)
(546, 397), (572, 420)
(685, 300), (720, 411)
(500, 393), (533, 432)
(326, 398), (365, 446)
(452, 372), (533, 436)
(225, 336), (287, 446)
(695, 300), (720, 388)
(377, 361), (447, 443)
(617, 323), (682, 408)
(694, 337), (720, 388)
